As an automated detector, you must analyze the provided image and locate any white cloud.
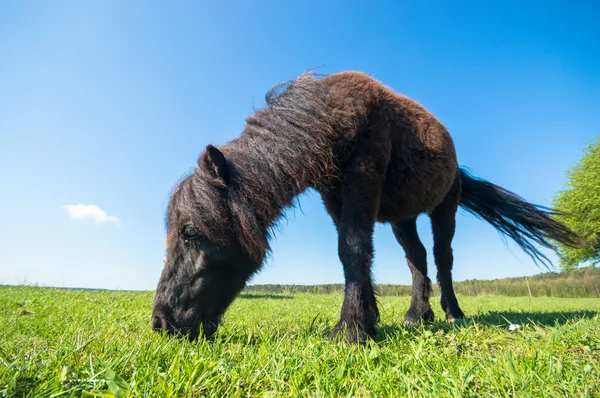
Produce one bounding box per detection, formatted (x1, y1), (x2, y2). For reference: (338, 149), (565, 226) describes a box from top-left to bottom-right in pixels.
(62, 204), (120, 226)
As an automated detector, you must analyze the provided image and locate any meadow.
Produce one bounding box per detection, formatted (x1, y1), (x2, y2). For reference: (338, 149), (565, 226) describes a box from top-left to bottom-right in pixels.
(1, 286), (599, 397)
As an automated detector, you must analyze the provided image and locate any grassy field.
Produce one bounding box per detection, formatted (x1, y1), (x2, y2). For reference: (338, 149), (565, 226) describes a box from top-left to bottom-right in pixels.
(1, 286), (599, 397)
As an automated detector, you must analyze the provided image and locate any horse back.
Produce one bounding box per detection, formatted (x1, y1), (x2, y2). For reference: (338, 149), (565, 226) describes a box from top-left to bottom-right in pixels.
(322, 72), (458, 221)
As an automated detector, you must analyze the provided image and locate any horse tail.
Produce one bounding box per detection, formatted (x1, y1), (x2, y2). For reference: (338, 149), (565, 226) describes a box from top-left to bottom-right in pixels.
(458, 168), (584, 268)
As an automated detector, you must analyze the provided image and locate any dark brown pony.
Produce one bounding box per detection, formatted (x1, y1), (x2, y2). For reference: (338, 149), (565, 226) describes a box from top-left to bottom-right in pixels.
(152, 71), (583, 343)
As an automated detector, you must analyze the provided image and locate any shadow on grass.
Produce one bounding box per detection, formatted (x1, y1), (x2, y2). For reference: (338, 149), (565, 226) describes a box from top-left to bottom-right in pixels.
(238, 293), (293, 300)
(372, 310), (599, 341)
(471, 310), (598, 327)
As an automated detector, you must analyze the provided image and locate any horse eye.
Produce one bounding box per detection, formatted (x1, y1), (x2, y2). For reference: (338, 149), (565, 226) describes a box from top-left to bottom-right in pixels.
(182, 225), (200, 240)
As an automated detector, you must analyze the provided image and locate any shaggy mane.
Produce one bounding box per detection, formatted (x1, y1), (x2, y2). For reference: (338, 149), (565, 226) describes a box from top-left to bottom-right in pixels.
(166, 72), (344, 260)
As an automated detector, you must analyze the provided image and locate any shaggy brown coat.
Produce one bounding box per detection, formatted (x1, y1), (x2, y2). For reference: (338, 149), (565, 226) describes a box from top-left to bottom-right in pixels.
(153, 71), (582, 344)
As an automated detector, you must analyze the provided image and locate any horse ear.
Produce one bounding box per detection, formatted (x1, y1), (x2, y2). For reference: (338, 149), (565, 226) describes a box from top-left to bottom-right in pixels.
(199, 144), (230, 185)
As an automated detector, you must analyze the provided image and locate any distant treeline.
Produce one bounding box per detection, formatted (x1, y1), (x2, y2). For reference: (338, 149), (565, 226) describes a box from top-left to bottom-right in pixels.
(245, 266), (600, 298)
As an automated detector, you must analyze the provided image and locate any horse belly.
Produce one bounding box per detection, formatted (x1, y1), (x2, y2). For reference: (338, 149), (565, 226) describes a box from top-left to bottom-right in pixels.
(376, 153), (457, 222)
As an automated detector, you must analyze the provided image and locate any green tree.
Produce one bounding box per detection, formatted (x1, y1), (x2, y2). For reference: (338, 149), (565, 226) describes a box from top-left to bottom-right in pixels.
(553, 136), (600, 270)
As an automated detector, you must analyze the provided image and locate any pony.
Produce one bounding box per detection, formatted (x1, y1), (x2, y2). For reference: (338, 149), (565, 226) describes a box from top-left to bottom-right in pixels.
(151, 71), (583, 343)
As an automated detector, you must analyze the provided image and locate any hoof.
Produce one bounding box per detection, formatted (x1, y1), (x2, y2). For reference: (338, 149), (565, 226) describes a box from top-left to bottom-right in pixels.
(403, 307), (435, 326)
(445, 307), (465, 323)
(330, 320), (372, 345)
(446, 313), (466, 324)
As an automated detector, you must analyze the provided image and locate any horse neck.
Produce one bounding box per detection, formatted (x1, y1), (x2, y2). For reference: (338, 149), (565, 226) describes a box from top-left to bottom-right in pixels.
(223, 130), (334, 255)
(228, 132), (333, 219)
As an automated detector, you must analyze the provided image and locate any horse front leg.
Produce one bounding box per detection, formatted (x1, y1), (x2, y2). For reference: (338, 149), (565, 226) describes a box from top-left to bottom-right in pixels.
(328, 170), (382, 344)
(322, 193), (380, 340)
(331, 219), (378, 344)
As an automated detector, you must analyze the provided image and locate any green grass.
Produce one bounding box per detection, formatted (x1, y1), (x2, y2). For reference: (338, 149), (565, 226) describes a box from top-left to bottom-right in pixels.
(1, 286), (599, 397)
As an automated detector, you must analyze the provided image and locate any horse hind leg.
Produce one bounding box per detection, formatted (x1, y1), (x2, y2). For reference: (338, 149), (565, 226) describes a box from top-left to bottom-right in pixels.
(391, 218), (435, 324)
(429, 177), (465, 322)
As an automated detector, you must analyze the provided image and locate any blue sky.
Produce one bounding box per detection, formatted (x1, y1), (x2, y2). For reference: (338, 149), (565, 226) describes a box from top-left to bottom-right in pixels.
(1, 1), (598, 290)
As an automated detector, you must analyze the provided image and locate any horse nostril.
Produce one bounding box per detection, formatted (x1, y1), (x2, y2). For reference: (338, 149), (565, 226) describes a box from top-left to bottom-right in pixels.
(152, 315), (165, 331)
